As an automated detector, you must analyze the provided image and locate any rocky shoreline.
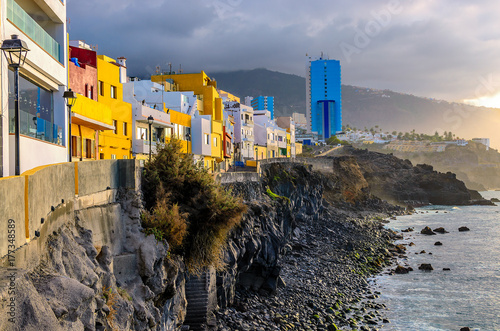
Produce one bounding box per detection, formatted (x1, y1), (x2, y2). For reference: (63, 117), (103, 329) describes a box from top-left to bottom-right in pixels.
(216, 204), (407, 331)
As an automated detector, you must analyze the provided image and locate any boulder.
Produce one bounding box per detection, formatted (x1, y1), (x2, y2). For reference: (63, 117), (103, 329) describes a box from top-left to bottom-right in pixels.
(443, 268), (451, 271)
(394, 265), (410, 274)
(433, 227), (448, 234)
(460, 328), (471, 331)
(434, 242), (443, 246)
(401, 227), (414, 233)
(458, 226), (470, 232)
(418, 263), (433, 271)
(420, 226), (436, 235)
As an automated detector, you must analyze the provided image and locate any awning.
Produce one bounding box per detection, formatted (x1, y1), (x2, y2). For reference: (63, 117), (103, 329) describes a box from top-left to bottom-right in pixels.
(72, 113), (114, 131)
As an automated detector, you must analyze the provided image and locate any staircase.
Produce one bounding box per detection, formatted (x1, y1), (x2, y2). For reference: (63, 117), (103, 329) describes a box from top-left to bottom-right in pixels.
(183, 267), (217, 330)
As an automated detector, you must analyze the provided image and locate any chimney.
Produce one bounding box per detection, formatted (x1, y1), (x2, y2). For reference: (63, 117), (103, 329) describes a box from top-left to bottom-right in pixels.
(117, 57), (127, 83)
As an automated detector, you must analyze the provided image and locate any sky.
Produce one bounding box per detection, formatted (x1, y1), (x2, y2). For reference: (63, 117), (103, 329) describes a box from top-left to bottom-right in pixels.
(67, 0), (500, 106)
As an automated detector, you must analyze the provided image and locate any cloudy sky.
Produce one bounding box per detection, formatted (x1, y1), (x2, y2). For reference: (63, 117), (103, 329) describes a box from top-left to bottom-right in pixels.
(67, 0), (500, 105)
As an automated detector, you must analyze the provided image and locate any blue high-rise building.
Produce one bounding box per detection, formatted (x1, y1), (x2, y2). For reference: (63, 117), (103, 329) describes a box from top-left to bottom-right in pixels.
(306, 55), (342, 140)
(250, 96), (274, 119)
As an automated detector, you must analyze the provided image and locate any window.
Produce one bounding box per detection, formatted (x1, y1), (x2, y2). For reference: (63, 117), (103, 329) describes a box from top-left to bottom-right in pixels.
(123, 122), (127, 136)
(213, 137), (217, 147)
(111, 154), (116, 159)
(123, 155), (128, 159)
(137, 127), (147, 140)
(90, 86), (94, 100)
(85, 139), (94, 158)
(111, 85), (117, 99)
(85, 84), (89, 98)
(204, 134), (210, 145)
(99, 153), (104, 160)
(99, 81), (104, 96)
(113, 120), (117, 134)
(71, 136), (78, 157)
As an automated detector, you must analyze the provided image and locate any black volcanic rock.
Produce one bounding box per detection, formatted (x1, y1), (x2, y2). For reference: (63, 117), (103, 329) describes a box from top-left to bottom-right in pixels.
(421, 227), (436, 235)
(458, 226), (470, 232)
(334, 147), (479, 207)
(418, 264), (434, 271)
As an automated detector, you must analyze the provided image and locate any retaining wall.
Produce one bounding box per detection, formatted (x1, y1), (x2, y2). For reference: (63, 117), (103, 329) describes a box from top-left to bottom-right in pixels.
(0, 159), (140, 259)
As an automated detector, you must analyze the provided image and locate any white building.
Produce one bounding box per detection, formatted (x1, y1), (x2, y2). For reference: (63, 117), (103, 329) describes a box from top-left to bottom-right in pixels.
(472, 138), (490, 150)
(2, 0), (68, 176)
(123, 80), (175, 159)
(224, 101), (254, 162)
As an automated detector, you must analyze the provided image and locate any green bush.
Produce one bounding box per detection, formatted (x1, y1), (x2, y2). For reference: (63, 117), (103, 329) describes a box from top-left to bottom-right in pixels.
(142, 139), (247, 274)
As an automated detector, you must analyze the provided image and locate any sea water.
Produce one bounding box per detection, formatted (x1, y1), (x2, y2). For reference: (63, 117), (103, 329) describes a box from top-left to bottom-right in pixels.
(373, 191), (500, 331)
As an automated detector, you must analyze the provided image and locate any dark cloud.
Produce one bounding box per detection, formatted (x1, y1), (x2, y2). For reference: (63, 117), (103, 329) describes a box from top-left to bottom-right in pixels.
(67, 0), (500, 102)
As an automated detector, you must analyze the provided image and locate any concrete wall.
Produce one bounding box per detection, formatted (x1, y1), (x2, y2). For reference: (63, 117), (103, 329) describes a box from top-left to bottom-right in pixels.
(77, 159), (138, 196)
(0, 176), (26, 257)
(0, 159), (140, 260)
(26, 163), (75, 242)
(215, 172), (259, 184)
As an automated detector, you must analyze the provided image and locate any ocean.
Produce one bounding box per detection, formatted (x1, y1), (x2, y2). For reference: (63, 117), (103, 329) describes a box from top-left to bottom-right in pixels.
(372, 191), (500, 331)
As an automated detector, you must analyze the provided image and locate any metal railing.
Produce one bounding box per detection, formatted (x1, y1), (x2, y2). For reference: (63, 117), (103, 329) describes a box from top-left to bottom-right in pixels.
(7, 0), (62, 62)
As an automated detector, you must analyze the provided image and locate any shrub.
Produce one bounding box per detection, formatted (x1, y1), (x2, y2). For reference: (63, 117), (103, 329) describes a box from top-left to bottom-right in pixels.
(141, 191), (188, 251)
(142, 139), (247, 274)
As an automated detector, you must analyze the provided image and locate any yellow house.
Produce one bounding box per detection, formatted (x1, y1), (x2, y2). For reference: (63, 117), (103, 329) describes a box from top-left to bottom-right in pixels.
(286, 133), (291, 157)
(296, 142), (303, 155)
(68, 44), (114, 160)
(166, 109), (192, 154)
(254, 145), (267, 161)
(152, 71), (225, 171)
(97, 55), (133, 159)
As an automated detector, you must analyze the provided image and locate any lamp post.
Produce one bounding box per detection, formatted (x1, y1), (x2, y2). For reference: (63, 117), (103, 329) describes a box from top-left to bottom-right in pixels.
(1, 35), (30, 176)
(148, 115), (154, 162)
(185, 132), (191, 155)
(63, 89), (77, 162)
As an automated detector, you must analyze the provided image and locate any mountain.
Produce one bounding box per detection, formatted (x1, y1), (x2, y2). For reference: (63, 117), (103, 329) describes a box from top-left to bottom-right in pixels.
(211, 69), (500, 149)
(211, 68), (306, 117)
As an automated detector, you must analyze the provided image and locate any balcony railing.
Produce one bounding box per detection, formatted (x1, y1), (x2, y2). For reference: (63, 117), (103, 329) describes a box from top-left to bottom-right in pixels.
(10, 108), (63, 146)
(7, 0), (62, 63)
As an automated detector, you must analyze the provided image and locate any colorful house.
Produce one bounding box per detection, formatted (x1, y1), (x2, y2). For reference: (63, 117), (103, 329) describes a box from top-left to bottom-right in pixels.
(96, 55), (132, 159)
(68, 41), (114, 160)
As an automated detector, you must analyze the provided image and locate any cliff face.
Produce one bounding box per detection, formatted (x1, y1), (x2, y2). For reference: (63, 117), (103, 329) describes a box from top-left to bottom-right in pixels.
(339, 147), (478, 206)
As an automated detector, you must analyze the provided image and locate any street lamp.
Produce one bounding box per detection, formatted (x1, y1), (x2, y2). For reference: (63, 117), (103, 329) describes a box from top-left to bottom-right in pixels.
(148, 115), (154, 162)
(1, 35), (30, 175)
(185, 132), (191, 155)
(63, 89), (77, 162)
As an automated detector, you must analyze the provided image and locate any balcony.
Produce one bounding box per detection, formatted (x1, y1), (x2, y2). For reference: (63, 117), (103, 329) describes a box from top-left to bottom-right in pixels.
(7, 0), (62, 63)
(136, 104), (172, 128)
(133, 139), (158, 155)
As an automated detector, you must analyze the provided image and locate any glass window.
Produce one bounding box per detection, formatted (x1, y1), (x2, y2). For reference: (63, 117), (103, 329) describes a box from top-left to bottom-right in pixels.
(8, 70), (63, 145)
(111, 86), (117, 99)
(204, 134), (210, 145)
(123, 122), (127, 136)
(113, 120), (117, 134)
(213, 137), (217, 147)
(99, 81), (104, 96)
(111, 154), (116, 159)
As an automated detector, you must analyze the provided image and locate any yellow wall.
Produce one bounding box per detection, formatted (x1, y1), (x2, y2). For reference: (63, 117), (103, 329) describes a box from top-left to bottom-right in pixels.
(97, 55), (132, 159)
(168, 110), (192, 154)
(286, 133), (291, 157)
(296, 143), (303, 155)
(152, 71), (222, 120)
(255, 145), (267, 160)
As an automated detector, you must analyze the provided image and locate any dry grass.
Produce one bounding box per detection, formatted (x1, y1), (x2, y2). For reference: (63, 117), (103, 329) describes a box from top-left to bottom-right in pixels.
(142, 139), (247, 274)
(103, 286), (119, 330)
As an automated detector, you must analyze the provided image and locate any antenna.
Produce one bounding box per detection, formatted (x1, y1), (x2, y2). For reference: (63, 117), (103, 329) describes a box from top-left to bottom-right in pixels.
(179, 64), (183, 74)
(168, 62), (172, 75)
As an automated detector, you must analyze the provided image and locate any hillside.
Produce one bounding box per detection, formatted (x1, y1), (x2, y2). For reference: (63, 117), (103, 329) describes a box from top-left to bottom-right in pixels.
(211, 69), (500, 149)
(359, 141), (500, 191)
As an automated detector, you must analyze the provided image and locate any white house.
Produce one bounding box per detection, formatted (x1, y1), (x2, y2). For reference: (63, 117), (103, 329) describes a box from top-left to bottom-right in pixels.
(224, 101), (254, 162)
(1, 0), (68, 176)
